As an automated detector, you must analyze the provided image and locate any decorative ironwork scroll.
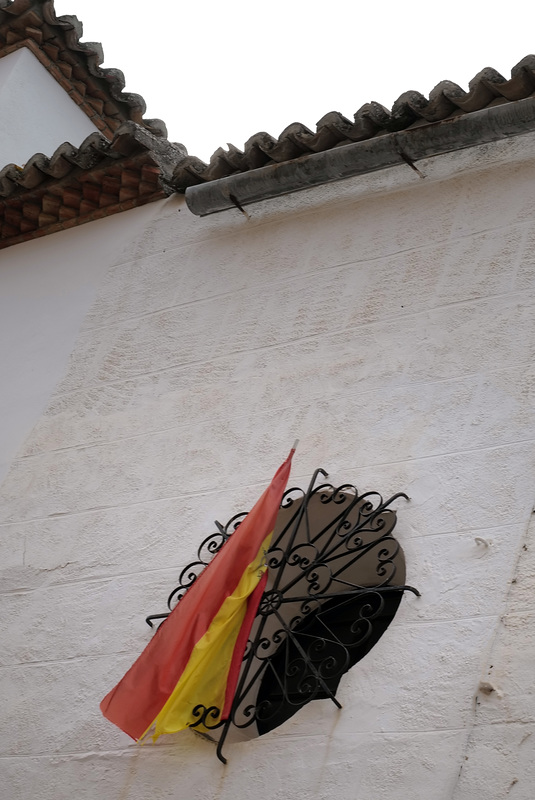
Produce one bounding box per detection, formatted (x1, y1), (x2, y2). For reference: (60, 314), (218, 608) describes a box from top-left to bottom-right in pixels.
(146, 468), (419, 763)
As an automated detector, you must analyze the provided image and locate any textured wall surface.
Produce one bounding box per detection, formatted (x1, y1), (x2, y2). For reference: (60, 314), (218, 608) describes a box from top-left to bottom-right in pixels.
(0, 202), (163, 486)
(1, 133), (535, 799)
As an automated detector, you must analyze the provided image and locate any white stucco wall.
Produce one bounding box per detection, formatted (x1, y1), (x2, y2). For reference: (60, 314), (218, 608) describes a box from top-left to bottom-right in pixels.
(1, 132), (534, 799)
(0, 202), (168, 487)
(0, 47), (99, 166)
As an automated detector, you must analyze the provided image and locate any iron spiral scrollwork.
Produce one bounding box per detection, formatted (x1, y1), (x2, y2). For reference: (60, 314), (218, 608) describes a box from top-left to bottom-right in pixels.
(145, 513), (247, 629)
(145, 468), (420, 763)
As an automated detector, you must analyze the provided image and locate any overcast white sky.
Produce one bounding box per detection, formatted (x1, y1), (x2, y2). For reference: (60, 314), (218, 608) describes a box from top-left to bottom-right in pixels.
(54, 1), (535, 162)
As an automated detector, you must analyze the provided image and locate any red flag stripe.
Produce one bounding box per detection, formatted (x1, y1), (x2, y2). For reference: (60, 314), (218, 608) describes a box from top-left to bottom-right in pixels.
(100, 450), (294, 740)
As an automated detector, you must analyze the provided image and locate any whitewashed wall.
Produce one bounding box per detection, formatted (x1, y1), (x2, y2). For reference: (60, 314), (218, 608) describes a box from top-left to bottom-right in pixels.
(1, 132), (535, 799)
(0, 202), (163, 487)
(0, 47), (99, 168)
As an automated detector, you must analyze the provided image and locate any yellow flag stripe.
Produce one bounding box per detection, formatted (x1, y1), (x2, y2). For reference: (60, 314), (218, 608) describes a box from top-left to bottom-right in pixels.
(148, 531), (272, 739)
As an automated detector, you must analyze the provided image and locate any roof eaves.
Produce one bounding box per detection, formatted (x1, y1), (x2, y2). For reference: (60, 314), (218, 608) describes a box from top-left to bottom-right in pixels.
(172, 54), (535, 194)
(0, 122), (188, 248)
(184, 94), (535, 216)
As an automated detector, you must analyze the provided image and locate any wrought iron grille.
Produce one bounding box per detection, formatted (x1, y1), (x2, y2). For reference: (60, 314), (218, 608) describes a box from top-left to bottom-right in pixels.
(146, 468), (419, 763)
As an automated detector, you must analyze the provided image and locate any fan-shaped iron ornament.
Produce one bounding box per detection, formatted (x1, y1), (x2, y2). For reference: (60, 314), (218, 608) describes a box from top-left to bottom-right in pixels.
(146, 469), (419, 763)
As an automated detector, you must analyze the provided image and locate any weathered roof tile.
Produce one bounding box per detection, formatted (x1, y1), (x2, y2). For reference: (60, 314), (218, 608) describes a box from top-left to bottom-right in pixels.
(3, 2), (535, 236)
(0, 0), (167, 138)
(171, 54), (535, 190)
(0, 123), (188, 248)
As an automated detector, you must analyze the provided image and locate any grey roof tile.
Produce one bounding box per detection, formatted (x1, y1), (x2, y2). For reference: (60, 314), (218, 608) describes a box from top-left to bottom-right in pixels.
(2, 2), (535, 232)
(171, 54), (535, 190)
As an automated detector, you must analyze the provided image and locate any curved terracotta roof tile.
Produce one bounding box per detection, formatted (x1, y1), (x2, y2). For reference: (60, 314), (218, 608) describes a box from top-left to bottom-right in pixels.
(2, 3), (535, 231)
(0, 0), (167, 138)
(171, 54), (535, 190)
(0, 123), (187, 248)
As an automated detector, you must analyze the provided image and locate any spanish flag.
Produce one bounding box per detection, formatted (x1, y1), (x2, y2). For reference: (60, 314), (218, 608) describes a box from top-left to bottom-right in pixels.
(100, 448), (295, 741)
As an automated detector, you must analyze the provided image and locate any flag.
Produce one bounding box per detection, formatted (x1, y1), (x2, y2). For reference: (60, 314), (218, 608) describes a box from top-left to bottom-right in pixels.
(100, 448), (295, 741)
